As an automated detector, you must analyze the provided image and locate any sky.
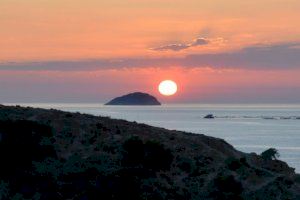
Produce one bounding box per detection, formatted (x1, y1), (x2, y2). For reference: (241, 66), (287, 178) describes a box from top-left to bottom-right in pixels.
(1, 0), (300, 103)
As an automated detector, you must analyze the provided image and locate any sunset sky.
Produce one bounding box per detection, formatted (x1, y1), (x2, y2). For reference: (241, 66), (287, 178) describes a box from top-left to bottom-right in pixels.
(1, 0), (300, 103)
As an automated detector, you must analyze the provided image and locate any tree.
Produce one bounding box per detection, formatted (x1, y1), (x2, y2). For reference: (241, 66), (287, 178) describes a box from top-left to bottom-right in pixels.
(261, 148), (280, 160)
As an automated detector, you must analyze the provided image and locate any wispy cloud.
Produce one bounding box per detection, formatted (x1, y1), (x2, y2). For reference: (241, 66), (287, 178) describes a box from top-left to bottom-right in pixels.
(151, 37), (209, 51)
(1, 42), (300, 71)
(151, 44), (190, 51)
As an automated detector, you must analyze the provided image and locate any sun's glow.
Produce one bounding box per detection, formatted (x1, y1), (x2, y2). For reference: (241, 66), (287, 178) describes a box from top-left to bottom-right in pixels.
(158, 80), (177, 96)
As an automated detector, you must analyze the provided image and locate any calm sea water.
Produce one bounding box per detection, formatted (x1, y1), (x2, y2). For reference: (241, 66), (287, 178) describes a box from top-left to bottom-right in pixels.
(6, 103), (300, 172)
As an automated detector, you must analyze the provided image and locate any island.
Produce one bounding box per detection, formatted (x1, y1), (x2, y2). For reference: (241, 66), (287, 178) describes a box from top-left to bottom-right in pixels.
(0, 105), (299, 199)
(105, 92), (161, 105)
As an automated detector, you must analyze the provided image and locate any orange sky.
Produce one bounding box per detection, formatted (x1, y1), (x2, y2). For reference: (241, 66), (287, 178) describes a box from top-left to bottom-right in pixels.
(1, 0), (300, 103)
(1, 0), (300, 60)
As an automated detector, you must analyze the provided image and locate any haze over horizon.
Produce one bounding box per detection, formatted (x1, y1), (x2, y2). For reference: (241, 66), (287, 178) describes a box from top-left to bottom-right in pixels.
(1, 0), (300, 103)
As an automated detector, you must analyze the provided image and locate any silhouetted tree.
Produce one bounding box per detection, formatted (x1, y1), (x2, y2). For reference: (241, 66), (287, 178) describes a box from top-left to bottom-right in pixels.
(261, 148), (280, 160)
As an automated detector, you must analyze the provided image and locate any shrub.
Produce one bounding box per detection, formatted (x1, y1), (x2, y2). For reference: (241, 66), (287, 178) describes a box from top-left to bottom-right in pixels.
(209, 175), (243, 200)
(214, 175), (243, 194)
(65, 113), (73, 118)
(122, 136), (173, 170)
(0, 120), (57, 178)
(122, 136), (144, 166)
(225, 157), (243, 171)
(261, 148), (280, 160)
(143, 140), (173, 170)
(295, 174), (300, 183)
(177, 157), (193, 173)
(0, 181), (9, 199)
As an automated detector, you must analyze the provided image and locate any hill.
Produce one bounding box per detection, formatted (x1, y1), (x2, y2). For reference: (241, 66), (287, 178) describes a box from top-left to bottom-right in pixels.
(105, 92), (161, 105)
(0, 105), (299, 199)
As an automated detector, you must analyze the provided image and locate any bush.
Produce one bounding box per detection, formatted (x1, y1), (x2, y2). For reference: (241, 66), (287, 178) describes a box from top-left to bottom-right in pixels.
(0, 120), (57, 178)
(122, 136), (173, 170)
(177, 157), (193, 173)
(143, 140), (173, 170)
(0, 120), (60, 199)
(225, 157), (249, 171)
(214, 175), (243, 194)
(122, 136), (144, 166)
(261, 148), (280, 160)
(209, 175), (243, 200)
(295, 174), (300, 183)
(0, 181), (9, 199)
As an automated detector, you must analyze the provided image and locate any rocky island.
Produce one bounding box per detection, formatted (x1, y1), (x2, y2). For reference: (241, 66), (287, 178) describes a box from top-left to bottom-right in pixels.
(105, 92), (161, 105)
(0, 105), (299, 199)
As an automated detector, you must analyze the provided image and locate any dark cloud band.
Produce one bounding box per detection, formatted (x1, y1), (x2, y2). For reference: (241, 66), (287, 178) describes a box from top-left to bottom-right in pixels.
(151, 37), (209, 51)
(1, 42), (300, 71)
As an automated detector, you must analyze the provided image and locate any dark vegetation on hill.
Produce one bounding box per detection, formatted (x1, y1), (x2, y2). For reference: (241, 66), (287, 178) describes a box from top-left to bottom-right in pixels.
(105, 92), (161, 105)
(0, 105), (299, 200)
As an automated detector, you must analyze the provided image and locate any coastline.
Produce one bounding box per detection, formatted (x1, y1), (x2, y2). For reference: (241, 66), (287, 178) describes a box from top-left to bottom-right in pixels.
(0, 104), (299, 199)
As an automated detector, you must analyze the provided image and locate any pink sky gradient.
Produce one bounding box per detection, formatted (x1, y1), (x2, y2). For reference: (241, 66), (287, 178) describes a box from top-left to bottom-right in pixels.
(1, 67), (300, 103)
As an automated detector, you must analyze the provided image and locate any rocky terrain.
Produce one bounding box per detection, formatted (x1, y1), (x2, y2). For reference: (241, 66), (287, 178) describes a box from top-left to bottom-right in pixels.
(0, 105), (299, 200)
(105, 92), (161, 105)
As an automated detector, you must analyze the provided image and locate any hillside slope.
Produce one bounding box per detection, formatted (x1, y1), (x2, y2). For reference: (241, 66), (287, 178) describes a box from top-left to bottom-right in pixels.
(0, 105), (299, 200)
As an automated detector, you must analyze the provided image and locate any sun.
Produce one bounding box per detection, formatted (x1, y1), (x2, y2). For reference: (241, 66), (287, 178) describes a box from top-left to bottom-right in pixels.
(158, 80), (177, 96)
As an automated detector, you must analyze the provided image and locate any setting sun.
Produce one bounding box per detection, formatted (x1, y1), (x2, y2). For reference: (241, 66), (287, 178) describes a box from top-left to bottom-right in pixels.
(158, 80), (178, 96)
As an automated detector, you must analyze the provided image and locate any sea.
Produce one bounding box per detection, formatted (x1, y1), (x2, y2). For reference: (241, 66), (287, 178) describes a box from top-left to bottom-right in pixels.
(5, 103), (300, 173)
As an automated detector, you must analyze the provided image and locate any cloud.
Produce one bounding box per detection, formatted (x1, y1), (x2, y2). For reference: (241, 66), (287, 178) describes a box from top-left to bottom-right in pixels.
(151, 44), (190, 51)
(191, 38), (209, 46)
(151, 37), (209, 51)
(182, 42), (300, 69)
(1, 42), (300, 71)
